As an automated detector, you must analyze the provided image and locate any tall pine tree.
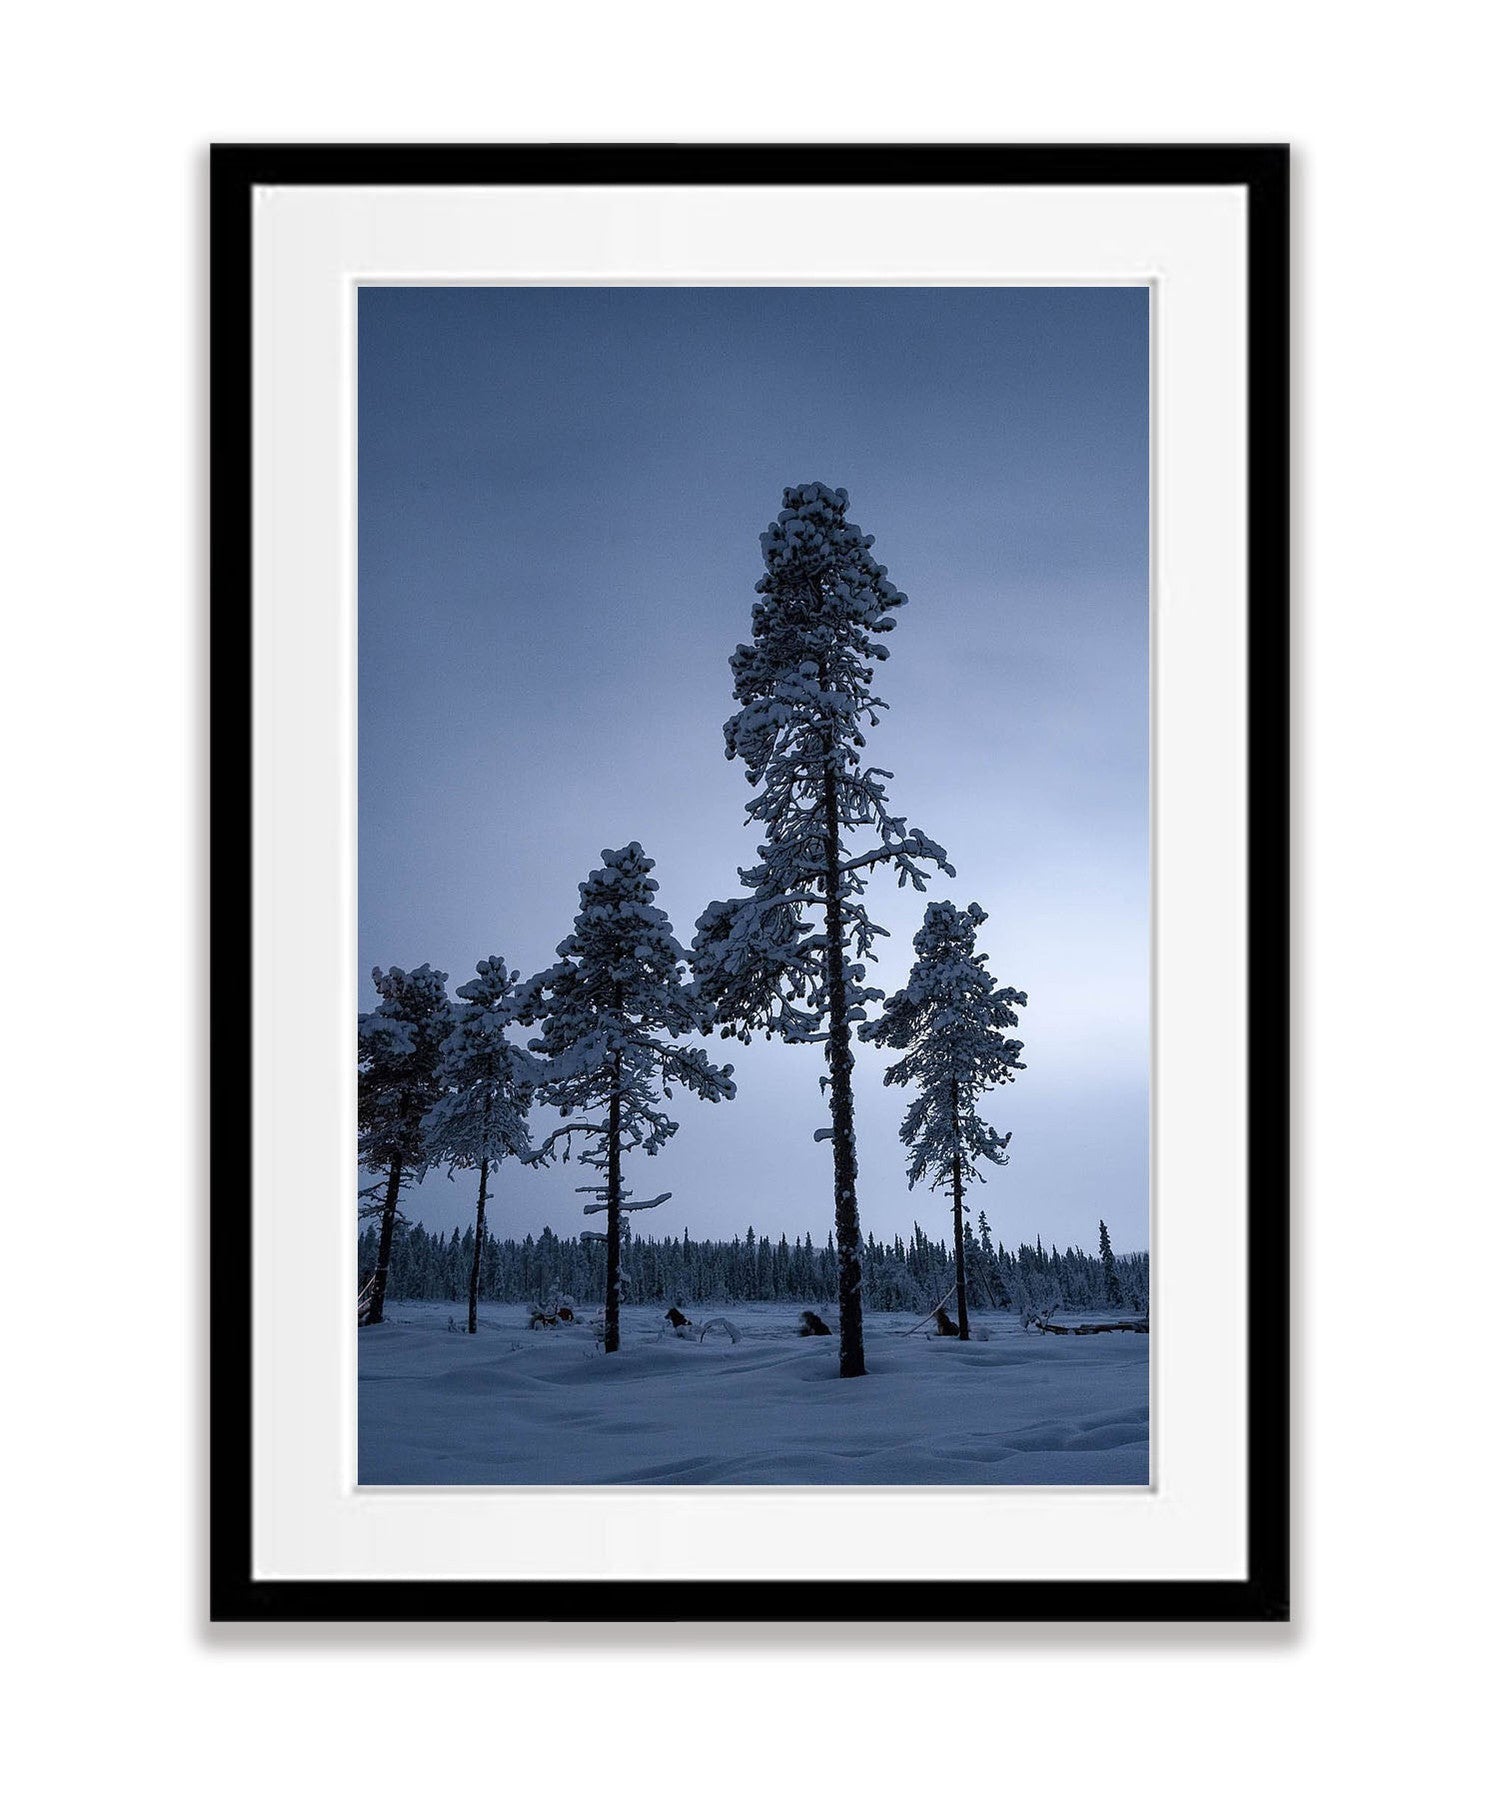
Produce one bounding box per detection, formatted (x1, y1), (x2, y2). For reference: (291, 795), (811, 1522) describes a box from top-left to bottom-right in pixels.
(423, 956), (538, 1334)
(357, 963), (451, 1326)
(693, 481), (952, 1378)
(521, 844), (736, 1353)
(861, 901), (1026, 1340)
(1098, 1218), (1125, 1308)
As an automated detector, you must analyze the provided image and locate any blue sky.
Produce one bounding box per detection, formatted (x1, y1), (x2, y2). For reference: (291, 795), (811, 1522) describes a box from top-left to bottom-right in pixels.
(359, 284), (1149, 1255)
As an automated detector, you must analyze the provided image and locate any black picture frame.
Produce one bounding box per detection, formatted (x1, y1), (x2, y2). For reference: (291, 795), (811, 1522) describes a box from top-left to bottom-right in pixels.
(210, 143), (1289, 1625)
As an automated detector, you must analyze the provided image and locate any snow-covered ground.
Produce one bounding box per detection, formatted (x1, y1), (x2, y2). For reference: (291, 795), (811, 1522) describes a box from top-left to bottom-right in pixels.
(359, 1302), (1149, 1485)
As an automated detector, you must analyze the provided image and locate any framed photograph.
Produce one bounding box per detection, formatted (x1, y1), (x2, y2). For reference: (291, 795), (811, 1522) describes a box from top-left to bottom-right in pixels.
(211, 143), (1288, 1622)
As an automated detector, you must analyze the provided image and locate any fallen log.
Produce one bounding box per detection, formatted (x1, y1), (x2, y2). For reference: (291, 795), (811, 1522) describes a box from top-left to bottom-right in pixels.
(1032, 1317), (1149, 1335)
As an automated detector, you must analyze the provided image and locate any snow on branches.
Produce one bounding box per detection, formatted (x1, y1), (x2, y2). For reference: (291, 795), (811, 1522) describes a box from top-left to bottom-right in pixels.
(862, 900), (1026, 1342)
(421, 955), (539, 1335)
(581, 1192), (671, 1215)
(861, 900), (1027, 1198)
(693, 482), (954, 1048)
(519, 843), (735, 1353)
(358, 963), (452, 1183)
(691, 481), (951, 1378)
(521, 844), (736, 1167)
(423, 956), (536, 1177)
(357, 962), (452, 1325)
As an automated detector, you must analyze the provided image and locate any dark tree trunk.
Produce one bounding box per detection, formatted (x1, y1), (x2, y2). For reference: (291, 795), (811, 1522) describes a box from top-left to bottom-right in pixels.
(468, 1155), (488, 1334)
(821, 763), (865, 1379)
(951, 1082), (969, 1340)
(367, 1152), (403, 1326)
(604, 1054), (623, 1353)
(951, 1160), (970, 1342)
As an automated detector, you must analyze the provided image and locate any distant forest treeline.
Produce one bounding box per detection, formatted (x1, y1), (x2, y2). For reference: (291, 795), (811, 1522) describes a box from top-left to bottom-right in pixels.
(358, 1215), (1149, 1315)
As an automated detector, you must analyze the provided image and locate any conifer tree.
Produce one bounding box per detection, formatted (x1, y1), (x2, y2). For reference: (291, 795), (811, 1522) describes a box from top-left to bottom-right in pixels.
(694, 481), (952, 1377)
(521, 844), (736, 1353)
(977, 1208), (1012, 1309)
(357, 963), (451, 1326)
(423, 956), (538, 1334)
(1098, 1218), (1125, 1308)
(862, 901), (1026, 1340)
(961, 1218), (983, 1309)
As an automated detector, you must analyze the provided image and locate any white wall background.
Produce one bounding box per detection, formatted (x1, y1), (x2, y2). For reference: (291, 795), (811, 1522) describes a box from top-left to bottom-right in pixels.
(4, 5), (1492, 1794)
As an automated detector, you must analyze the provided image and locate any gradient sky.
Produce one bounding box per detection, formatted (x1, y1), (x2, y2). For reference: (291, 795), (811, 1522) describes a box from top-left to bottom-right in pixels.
(359, 285), (1149, 1256)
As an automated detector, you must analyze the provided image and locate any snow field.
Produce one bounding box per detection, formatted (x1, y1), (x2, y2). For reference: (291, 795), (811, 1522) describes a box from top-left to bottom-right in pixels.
(359, 1301), (1148, 1485)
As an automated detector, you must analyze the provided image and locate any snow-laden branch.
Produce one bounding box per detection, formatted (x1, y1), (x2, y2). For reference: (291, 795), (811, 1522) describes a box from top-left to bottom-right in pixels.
(582, 1191), (671, 1215)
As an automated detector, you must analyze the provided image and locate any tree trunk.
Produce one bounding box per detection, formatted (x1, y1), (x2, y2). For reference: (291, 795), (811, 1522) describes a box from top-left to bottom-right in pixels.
(468, 1155), (488, 1335)
(604, 1053), (623, 1354)
(950, 1082), (969, 1341)
(821, 763), (865, 1379)
(367, 1152), (403, 1326)
(951, 1157), (970, 1342)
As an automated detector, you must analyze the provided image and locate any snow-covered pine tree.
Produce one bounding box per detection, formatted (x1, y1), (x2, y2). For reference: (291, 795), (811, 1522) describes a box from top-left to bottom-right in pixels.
(861, 901), (1027, 1341)
(423, 956), (538, 1335)
(1098, 1218), (1125, 1309)
(961, 1217), (983, 1310)
(976, 1209), (1012, 1308)
(357, 963), (451, 1326)
(520, 844), (736, 1353)
(693, 481), (953, 1378)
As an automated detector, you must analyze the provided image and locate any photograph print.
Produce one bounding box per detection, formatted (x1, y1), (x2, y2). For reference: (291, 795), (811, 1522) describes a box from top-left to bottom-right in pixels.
(356, 283), (1149, 1487)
